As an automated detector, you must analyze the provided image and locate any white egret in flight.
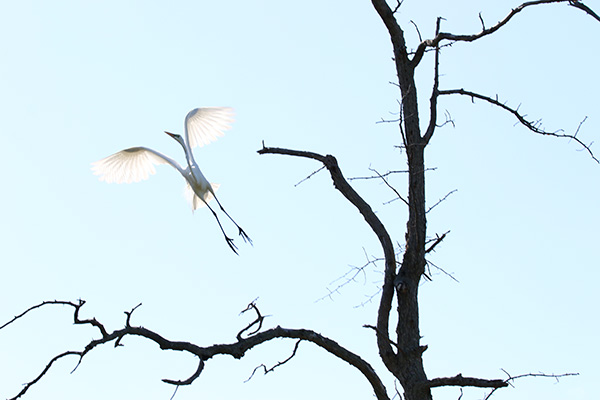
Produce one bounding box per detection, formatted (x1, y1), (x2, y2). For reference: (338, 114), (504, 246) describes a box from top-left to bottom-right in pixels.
(91, 107), (251, 254)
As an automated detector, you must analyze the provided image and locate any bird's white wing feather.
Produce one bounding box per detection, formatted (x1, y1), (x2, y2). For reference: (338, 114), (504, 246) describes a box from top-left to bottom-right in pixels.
(184, 182), (220, 210)
(185, 107), (234, 149)
(92, 147), (182, 184)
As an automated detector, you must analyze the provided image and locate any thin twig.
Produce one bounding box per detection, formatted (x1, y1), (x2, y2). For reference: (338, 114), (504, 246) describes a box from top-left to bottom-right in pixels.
(369, 167), (409, 206)
(483, 370), (579, 399)
(427, 189), (457, 214)
(245, 340), (302, 382)
(295, 166), (326, 187)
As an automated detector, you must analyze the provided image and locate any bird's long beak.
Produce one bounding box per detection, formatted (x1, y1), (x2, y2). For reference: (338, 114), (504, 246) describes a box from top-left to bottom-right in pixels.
(164, 131), (176, 138)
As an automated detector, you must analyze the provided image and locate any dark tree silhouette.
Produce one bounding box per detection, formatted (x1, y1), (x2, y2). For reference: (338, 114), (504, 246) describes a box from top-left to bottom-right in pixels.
(2, 2), (598, 400)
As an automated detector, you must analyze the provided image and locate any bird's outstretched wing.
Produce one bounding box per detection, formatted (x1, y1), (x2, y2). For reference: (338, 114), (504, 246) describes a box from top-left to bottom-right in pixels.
(185, 107), (234, 149)
(91, 147), (183, 184)
(184, 182), (220, 210)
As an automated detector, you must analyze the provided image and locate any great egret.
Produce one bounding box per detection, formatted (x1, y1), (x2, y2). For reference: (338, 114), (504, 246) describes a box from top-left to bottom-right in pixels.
(91, 107), (251, 254)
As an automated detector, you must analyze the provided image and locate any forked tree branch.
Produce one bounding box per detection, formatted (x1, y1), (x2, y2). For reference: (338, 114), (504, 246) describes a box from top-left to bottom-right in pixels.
(257, 145), (399, 373)
(2, 300), (390, 400)
(438, 88), (598, 162)
(412, 1), (598, 67)
(425, 231), (449, 254)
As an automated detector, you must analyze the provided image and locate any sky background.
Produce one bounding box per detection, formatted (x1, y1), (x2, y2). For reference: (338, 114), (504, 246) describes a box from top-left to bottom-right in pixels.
(0, 1), (598, 399)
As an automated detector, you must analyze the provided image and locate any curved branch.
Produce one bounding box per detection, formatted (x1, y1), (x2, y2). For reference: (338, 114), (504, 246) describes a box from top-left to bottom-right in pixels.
(237, 300), (265, 340)
(371, 0), (409, 63)
(9, 351), (81, 400)
(257, 146), (398, 374)
(7, 300), (390, 400)
(412, 1), (599, 67)
(210, 325), (390, 400)
(569, 1), (600, 22)
(162, 359), (204, 386)
(1, 300), (74, 330)
(1, 299), (109, 337)
(438, 88), (598, 162)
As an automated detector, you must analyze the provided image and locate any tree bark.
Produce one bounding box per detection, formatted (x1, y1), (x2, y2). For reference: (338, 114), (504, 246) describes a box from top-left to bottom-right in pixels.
(371, 2), (431, 399)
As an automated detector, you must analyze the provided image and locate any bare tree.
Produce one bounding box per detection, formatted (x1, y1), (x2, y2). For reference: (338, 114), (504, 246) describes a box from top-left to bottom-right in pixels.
(2, 2), (598, 400)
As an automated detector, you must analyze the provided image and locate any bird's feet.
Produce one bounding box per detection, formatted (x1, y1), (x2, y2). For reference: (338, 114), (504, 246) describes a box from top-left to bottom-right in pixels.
(225, 236), (239, 255)
(238, 228), (253, 245)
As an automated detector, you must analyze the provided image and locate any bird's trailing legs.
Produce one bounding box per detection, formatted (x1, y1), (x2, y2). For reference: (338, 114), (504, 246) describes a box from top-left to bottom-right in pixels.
(199, 194), (251, 255)
(213, 195), (252, 245)
(202, 200), (240, 255)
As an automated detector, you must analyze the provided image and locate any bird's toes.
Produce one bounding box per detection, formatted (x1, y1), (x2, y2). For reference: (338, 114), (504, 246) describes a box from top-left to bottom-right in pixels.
(239, 228), (252, 245)
(226, 236), (239, 255)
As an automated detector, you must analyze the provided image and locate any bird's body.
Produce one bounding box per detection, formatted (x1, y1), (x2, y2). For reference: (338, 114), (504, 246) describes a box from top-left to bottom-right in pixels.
(92, 107), (251, 254)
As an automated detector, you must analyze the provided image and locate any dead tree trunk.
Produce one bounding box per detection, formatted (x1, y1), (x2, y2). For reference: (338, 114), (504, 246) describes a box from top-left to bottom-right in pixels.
(370, 1), (598, 399)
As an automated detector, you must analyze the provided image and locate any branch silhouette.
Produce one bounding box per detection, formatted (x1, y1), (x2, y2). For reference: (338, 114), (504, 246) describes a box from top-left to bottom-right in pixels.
(2, 299), (390, 400)
(258, 145), (399, 373)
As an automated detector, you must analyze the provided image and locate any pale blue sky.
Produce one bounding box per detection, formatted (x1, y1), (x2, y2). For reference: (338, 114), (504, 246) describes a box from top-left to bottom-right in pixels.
(1, 1), (598, 399)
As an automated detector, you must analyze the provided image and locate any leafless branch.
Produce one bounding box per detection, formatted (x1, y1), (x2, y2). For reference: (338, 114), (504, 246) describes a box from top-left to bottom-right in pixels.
(407, 42), (454, 57)
(572, 116), (588, 141)
(425, 259), (459, 283)
(425, 231), (449, 254)
(392, 0), (404, 14)
(436, 109), (455, 129)
(438, 88), (598, 162)
(478, 12), (486, 30)
(162, 359), (205, 386)
(9, 351), (82, 400)
(6, 299), (391, 400)
(349, 167), (437, 181)
(1, 300), (77, 330)
(369, 167), (409, 206)
(412, 1), (599, 67)
(379, 116), (402, 124)
(237, 300), (266, 340)
(363, 324), (399, 350)
(245, 340), (302, 382)
(410, 20), (422, 43)
(295, 165), (326, 187)
(569, 0), (600, 21)
(317, 248), (378, 302)
(423, 17), (443, 145)
(168, 386), (179, 400)
(483, 370), (579, 399)
(427, 189), (457, 214)
(354, 287), (384, 308)
(258, 144), (398, 375)
(350, 169), (409, 180)
(426, 373), (508, 389)
(124, 302), (142, 327)
(1, 299), (109, 339)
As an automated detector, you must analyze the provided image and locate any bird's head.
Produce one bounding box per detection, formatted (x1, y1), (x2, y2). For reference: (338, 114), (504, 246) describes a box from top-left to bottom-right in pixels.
(165, 131), (185, 146)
